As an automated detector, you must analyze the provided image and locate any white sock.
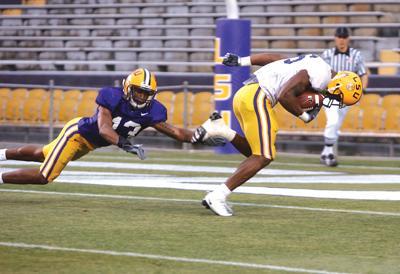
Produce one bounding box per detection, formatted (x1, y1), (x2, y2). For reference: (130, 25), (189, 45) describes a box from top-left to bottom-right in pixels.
(0, 174), (4, 184)
(213, 184), (232, 199)
(322, 145), (334, 155)
(224, 128), (237, 142)
(0, 149), (7, 161)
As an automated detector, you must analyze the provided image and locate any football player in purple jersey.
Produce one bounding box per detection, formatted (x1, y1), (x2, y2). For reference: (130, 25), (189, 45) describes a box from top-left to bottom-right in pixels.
(0, 68), (224, 185)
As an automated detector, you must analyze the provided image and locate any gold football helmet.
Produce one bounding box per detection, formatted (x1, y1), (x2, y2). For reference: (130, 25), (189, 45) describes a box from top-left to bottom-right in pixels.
(122, 68), (157, 109)
(323, 71), (363, 108)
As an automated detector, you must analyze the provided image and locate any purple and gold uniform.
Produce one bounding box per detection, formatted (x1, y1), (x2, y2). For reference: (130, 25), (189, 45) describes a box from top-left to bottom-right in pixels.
(234, 54), (331, 159)
(40, 87), (167, 182)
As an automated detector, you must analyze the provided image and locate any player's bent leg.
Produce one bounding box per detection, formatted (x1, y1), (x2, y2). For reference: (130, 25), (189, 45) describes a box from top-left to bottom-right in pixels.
(40, 118), (93, 182)
(202, 155), (272, 217)
(0, 145), (45, 162)
(203, 84), (277, 217)
(230, 134), (252, 157)
(2, 168), (48, 184)
(226, 155), (271, 191)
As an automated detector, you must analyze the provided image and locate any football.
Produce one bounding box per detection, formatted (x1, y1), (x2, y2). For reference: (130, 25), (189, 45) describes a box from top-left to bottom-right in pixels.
(297, 91), (324, 111)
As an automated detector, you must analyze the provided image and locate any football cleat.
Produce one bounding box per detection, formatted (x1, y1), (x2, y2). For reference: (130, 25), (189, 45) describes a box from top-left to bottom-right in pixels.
(320, 154), (338, 167)
(200, 112), (236, 142)
(122, 68), (157, 109)
(323, 71), (363, 108)
(202, 192), (233, 217)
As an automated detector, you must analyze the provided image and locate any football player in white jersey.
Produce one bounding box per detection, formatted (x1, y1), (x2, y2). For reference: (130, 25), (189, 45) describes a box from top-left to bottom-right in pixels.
(192, 53), (362, 217)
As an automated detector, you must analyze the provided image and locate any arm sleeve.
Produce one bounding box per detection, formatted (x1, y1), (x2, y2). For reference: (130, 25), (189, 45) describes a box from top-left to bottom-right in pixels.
(307, 61), (332, 90)
(321, 49), (331, 65)
(355, 51), (367, 76)
(95, 88), (121, 113)
(151, 102), (168, 124)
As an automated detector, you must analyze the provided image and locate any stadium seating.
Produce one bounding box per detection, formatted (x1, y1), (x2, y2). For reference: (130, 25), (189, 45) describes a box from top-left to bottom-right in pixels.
(384, 106), (400, 132)
(0, 1), (399, 72)
(359, 93), (382, 108)
(23, 0), (46, 5)
(155, 90), (175, 123)
(0, 87), (10, 121)
(341, 105), (363, 132)
(378, 49), (400, 75)
(76, 89), (98, 117)
(63, 89), (81, 100)
(273, 104), (296, 131)
(41, 88), (63, 122)
(0, 1), (399, 145)
(381, 93), (400, 133)
(312, 110), (327, 131)
(1, 86), (399, 140)
(294, 109), (328, 132)
(2, 9), (22, 16)
(22, 88), (48, 122)
(57, 89), (81, 122)
(381, 94), (400, 109)
(170, 91), (194, 128)
(191, 91), (214, 127)
(360, 106), (385, 131)
(5, 88), (28, 122)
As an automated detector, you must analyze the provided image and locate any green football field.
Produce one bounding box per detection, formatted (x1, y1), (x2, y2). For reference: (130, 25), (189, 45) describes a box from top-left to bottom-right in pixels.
(1, 149), (400, 274)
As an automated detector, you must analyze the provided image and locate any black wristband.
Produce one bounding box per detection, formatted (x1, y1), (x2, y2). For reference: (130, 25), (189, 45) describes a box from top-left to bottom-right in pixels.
(117, 136), (130, 148)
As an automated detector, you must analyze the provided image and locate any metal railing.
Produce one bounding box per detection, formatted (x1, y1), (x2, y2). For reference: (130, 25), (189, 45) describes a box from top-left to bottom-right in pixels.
(0, 81), (213, 142)
(1, 81), (399, 144)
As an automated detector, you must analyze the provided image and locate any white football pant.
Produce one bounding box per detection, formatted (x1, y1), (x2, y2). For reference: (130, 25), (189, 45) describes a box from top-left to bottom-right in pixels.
(323, 104), (349, 147)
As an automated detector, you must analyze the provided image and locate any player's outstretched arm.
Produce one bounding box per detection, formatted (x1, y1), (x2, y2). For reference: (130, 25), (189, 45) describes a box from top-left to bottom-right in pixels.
(97, 106), (146, 160)
(98, 106), (120, 145)
(152, 122), (225, 146)
(222, 53), (286, 67)
(153, 122), (193, 143)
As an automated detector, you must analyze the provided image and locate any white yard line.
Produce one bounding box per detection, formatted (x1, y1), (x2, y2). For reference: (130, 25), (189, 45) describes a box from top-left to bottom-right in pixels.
(0, 160), (341, 175)
(2, 166), (399, 184)
(1, 167), (400, 200)
(0, 242), (350, 274)
(69, 180), (399, 201)
(1, 160), (400, 200)
(85, 155), (400, 171)
(1, 189), (399, 217)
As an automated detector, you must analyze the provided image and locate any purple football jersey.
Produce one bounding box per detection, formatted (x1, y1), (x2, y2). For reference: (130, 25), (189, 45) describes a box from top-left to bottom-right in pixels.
(78, 87), (167, 147)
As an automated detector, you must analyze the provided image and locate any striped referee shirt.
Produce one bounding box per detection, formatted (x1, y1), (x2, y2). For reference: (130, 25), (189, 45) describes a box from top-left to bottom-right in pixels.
(321, 47), (367, 76)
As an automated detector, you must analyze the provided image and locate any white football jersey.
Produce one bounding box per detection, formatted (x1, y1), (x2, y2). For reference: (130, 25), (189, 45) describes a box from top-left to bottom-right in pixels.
(253, 54), (332, 107)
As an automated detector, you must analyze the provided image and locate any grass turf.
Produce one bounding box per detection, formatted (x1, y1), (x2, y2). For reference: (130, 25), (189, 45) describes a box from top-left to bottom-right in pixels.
(1, 150), (400, 273)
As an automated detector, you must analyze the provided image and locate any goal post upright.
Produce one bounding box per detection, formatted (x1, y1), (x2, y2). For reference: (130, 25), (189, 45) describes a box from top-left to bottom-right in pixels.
(214, 0), (251, 154)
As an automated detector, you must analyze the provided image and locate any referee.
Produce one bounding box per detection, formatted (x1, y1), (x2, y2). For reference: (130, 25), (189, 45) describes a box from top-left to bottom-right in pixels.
(320, 27), (369, 167)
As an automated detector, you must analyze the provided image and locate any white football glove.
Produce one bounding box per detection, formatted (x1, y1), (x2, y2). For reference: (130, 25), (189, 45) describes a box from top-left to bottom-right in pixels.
(222, 53), (241, 66)
(307, 106), (321, 120)
(222, 53), (251, 67)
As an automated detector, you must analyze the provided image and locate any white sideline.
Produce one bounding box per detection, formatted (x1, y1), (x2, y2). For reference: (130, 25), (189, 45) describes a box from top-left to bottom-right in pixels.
(1, 189), (400, 217)
(0, 242), (350, 274)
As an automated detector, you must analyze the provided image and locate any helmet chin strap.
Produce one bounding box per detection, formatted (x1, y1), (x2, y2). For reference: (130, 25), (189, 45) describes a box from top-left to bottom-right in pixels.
(129, 98), (147, 109)
(323, 91), (344, 108)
